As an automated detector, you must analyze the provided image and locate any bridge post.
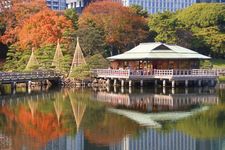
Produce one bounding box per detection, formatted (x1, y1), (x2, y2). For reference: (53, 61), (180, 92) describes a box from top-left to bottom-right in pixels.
(210, 79), (215, 87)
(185, 80), (188, 87)
(172, 88), (175, 94)
(163, 87), (166, 94)
(198, 80), (202, 87)
(154, 80), (158, 86)
(129, 80), (132, 87)
(171, 80), (175, 88)
(163, 80), (166, 87)
(106, 79), (111, 86)
(11, 82), (16, 94)
(121, 87), (124, 93)
(113, 79), (117, 86)
(121, 80), (125, 87)
(113, 86), (117, 93)
(140, 80), (143, 87)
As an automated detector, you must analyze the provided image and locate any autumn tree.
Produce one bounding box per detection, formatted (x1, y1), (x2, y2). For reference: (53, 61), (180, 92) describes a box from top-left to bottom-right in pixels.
(0, 0), (47, 45)
(18, 9), (73, 49)
(79, 1), (149, 55)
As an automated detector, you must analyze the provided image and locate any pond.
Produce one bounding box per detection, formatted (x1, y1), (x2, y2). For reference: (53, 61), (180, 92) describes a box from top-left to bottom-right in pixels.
(0, 84), (225, 150)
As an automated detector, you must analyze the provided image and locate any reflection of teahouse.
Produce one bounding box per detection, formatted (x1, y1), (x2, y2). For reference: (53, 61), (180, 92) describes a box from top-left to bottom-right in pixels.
(108, 43), (210, 70)
(95, 91), (219, 113)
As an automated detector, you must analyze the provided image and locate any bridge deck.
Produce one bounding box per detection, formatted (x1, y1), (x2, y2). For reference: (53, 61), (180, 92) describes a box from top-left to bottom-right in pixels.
(0, 71), (61, 84)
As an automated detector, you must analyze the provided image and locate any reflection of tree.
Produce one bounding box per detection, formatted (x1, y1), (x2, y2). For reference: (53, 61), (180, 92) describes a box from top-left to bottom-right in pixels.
(0, 104), (67, 150)
(176, 104), (225, 139)
(28, 100), (38, 118)
(84, 112), (141, 146)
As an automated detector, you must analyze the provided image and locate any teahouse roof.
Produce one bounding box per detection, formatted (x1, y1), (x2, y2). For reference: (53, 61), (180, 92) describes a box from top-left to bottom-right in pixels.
(107, 43), (210, 60)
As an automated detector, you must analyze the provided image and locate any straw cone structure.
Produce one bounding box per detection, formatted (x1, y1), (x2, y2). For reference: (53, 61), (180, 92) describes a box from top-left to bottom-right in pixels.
(52, 40), (64, 71)
(69, 37), (86, 77)
(25, 48), (39, 71)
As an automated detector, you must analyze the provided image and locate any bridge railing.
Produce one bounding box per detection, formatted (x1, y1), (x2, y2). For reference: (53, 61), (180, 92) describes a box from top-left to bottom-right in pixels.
(0, 71), (62, 81)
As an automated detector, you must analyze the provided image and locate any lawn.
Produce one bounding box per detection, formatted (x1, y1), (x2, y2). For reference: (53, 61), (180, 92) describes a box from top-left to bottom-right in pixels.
(212, 59), (225, 69)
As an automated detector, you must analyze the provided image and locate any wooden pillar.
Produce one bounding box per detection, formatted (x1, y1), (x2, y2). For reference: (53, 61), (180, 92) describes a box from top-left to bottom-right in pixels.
(185, 80), (188, 87)
(113, 79), (117, 86)
(198, 80), (202, 87)
(163, 80), (166, 87)
(121, 87), (124, 93)
(140, 80), (143, 87)
(129, 86), (132, 94)
(210, 79), (215, 87)
(121, 80), (125, 87)
(185, 88), (188, 94)
(129, 80), (132, 87)
(171, 80), (175, 88)
(113, 86), (117, 93)
(163, 87), (166, 94)
(11, 82), (16, 94)
(106, 79), (110, 86)
(172, 88), (175, 94)
(154, 80), (158, 86)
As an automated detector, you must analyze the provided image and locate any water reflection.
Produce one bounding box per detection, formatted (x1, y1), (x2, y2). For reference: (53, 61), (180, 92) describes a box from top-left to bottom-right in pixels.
(0, 85), (224, 150)
(93, 87), (219, 113)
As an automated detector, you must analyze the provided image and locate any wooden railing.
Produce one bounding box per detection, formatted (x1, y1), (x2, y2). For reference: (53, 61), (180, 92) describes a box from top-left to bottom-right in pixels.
(0, 71), (61, 82)
(92, 69), (130, 78)
(92, 69), (221, 79)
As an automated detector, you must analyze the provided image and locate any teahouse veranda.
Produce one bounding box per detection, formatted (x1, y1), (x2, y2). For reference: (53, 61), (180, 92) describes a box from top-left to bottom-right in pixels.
(92, 42), (218, 88)
(107, 42), (210, 70)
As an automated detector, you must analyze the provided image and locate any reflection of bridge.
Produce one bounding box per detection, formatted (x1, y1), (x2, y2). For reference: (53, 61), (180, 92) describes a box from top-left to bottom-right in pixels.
(95, 92), (219, 112)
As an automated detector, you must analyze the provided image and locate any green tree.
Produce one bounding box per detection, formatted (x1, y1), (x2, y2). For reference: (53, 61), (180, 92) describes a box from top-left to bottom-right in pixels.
(74, 27), (106, 56)
(130, 5), (148, 18)
(64, 8), (79, 30)
(148, 4), (225, 58)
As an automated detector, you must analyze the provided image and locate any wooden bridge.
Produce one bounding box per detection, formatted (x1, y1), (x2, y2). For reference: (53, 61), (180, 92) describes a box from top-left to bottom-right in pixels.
(92, 69), (225, 87)
(0, 71), (62, 93)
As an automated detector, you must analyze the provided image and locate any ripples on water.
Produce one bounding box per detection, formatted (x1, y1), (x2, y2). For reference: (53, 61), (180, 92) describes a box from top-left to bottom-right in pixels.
(0, 84), (225, 150)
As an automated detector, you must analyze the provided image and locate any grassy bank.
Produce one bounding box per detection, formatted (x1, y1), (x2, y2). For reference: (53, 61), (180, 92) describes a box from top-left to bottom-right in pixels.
(212, 59), (225, 69)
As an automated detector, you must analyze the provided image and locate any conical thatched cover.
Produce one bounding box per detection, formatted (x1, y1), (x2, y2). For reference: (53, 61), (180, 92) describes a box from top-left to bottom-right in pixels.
(69, 37), (86, 77)
(25, 48), (39, 71)
(52, 40), (64, 71)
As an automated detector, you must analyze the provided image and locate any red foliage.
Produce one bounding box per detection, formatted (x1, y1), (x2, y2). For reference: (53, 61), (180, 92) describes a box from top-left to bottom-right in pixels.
(0, 0), (47, 45)
(79, 1), (148, 53)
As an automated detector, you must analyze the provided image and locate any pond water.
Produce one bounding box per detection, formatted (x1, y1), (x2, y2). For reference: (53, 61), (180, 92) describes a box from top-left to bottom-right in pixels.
(0, 84), (225, 150)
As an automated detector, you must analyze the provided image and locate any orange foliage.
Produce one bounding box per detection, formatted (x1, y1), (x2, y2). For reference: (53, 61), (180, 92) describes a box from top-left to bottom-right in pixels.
(0, 0), (47, 44)
(18, 9), (73, 48)
(79, 1), (148, 53)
